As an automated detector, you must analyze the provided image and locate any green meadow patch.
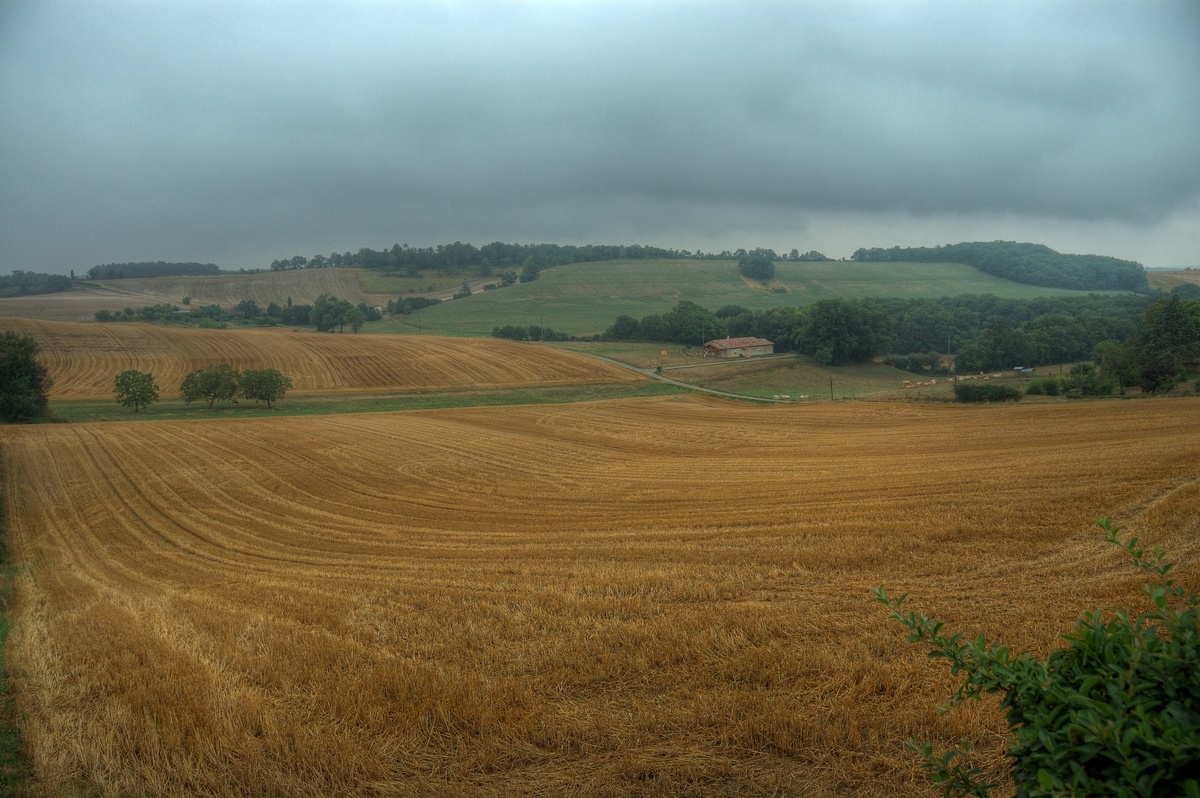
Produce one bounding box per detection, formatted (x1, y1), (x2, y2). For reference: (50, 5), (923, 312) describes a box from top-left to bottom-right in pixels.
(48, 382), (685, 423)
(368, 259), (1126, 337)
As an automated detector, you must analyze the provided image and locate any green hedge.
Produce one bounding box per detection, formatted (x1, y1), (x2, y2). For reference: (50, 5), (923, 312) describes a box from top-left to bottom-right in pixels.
(953, 382), (1022, 403)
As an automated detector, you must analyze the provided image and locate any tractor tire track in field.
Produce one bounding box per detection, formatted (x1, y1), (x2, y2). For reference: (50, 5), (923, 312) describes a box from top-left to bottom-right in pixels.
(3, 398), (1200, 797)
(0, 318), (644, 400)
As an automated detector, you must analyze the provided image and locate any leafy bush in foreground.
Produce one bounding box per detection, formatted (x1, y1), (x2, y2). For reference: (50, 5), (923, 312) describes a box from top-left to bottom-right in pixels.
(876, 519), (1200, 797)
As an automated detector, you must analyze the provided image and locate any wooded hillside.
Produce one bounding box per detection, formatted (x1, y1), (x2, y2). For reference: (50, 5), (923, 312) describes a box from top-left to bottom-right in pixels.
(850, 241), (1148, 291)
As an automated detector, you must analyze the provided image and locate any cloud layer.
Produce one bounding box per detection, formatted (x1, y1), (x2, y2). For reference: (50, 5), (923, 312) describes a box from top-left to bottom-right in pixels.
(2, 0), (1198, 272)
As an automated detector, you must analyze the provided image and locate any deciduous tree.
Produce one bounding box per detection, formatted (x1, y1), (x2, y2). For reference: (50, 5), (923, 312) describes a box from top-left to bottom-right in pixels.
(1135, 295), (1199, 393)
(180, 364), (240, 409)
(0, 331), (53, 422)
(113, 369), (159, 412)
(737, 254), (775, 281)
(240, 369), (292, 409)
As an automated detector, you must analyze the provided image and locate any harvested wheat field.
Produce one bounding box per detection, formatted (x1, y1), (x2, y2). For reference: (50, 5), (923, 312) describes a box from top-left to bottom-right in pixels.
(0, 318), (641, 399)
(0, 269), (381, 323)
(3, 396), (1199, 797)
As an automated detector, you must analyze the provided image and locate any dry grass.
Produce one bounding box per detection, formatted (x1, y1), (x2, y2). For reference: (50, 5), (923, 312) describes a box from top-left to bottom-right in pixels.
(0, 319), (642, 400)
(0, 269), (384, 322)
(2, 396), (1199, 797)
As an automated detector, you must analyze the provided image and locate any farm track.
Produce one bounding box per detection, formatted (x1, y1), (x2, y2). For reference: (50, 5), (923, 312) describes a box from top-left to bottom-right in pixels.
(0, 318), (643, 399)
(2, 396), (1199, 796)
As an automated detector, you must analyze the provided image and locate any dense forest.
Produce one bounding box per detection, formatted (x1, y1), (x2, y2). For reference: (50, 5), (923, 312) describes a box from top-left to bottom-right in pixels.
(87, 262), (221, 280)
(0, 270), (73, 298)
(850, 241), (1148, 292)
(593, 293), (1160, 370)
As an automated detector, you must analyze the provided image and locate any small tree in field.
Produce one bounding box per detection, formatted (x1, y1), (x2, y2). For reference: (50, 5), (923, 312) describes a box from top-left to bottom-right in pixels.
(876, 519), (1200, 797)
(113, 370), (159, 412)
(738, 254), (776, 281)
(240, 369), (292, 409)
(179, 364), (240, 409)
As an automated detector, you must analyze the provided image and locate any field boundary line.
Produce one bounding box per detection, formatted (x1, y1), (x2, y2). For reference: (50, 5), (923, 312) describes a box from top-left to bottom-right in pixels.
(553, 346), (793, 404)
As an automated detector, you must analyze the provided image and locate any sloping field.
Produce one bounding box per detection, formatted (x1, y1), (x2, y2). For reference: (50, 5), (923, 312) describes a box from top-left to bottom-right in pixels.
(3, 396), (1198, 797)
(1147, 268), (1200, 292)
(389, 259), (1121, 337)
(0, 318), (641, 399)
(0, 269), (380, 322)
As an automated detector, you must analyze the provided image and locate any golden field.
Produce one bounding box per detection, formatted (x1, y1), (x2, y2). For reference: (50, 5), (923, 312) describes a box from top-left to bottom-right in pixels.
(0, 318), (642, 400)
(0, 269), (382, 323)
(3, 395), (1199, 797)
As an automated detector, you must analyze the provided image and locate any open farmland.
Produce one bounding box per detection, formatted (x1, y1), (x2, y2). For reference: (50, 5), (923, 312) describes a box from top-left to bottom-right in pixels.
(378, 259), (1127, 337)
(1147, 268), (1200, 292)
(0, 318), (642, 400)
(0, 269), (383, 322)
(3, 396), (1198, 797)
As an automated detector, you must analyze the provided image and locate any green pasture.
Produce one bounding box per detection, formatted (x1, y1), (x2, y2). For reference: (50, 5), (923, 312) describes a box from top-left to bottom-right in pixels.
(356, 271), (462, 295)
(368, 259), (1125, 337)
(548, 341), (936, 400)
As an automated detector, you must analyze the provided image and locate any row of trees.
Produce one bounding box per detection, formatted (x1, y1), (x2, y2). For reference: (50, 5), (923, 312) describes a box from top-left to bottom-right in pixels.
(114, 366), (294, 412)
(94, 295), (387, 331)
(266, 242), (833, 276)
(851, 241), (1149, 292)
(598, 294), (1199, 383)
(491, 325), (571, 342)
(87, 261), (220, 280)
(0, 270), (74, 298)
(179, 365), (292, 409)
(2, 335), (295, 422)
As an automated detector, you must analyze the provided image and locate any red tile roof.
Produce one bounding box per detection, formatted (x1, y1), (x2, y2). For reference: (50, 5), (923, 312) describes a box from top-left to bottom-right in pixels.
(702, 337), (774, 350)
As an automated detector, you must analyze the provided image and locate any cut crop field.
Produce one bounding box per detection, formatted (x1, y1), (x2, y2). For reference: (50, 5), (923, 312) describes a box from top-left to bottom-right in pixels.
(1147, 268), (1200, 292)
(3, 396), (1198, 797)
(0, 269), (384, 322)
(0, 318), (642, 400)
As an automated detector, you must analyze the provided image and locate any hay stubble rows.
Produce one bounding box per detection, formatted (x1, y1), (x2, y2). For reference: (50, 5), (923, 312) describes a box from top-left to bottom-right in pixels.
(0, 318), (642, 400)
(3, 394), (1199, 796)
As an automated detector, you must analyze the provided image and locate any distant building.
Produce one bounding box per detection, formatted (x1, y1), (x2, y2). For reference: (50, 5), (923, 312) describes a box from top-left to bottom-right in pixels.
(702, 337), (775, 358)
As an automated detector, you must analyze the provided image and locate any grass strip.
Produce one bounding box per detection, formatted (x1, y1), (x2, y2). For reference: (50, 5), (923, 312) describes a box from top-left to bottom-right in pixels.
(49, 381), (685, 423)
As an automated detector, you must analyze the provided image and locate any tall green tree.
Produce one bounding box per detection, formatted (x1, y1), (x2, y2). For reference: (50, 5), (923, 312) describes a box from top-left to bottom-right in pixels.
(954, 321), (1031, 373)
(519, 257), (542, 283)
(179, 364), (240, 409)
(663, 301), (727, 345)
(0, 331), (53, 422)
(240, 369), (292, 409)
(797, 299), (891, 365)
(1135, 295), (1200, 393)
(113, 370), (159, 413)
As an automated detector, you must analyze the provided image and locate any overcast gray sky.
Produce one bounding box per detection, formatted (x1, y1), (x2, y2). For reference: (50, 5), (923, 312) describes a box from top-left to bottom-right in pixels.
(2, 0), (1198, 274)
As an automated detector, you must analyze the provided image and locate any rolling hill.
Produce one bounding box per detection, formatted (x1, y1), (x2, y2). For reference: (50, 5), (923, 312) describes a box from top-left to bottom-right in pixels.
(0, 269), (386, 323)
(1, 260), (1131, 334)
(373, 259), (1134, 337)
(0, 318), (643, 400)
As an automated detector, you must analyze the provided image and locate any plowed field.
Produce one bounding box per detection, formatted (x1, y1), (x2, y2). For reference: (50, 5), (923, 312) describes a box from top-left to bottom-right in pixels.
(0, 318), (642, 399)
(4, 396), (1199, 797)
(0, 269), (381, 322)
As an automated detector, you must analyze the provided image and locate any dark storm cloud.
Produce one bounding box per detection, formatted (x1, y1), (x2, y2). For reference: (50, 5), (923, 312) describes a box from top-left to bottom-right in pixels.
(2, 0), (1198, 272)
